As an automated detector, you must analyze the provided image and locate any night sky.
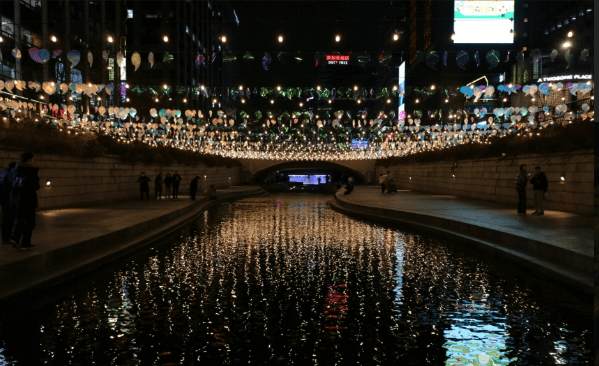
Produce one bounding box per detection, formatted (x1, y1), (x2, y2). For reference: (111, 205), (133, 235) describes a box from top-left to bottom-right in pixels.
(233, 1), (398, 86)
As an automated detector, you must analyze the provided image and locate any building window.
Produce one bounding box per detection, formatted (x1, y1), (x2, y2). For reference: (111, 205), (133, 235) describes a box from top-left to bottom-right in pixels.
(424, 0), (431, 50)
(55, 63), (83, 84)
(127, 9), (133, 19)
(409, 0), (417, 63)
(108, 58), (114, 81)
(533, 59), (539, 80)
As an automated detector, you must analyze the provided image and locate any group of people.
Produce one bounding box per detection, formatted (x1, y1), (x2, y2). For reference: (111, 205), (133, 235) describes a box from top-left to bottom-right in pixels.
(137, 171), (182, 200)
(515, 164), (548, 215)
(1, 152), (40, 250)
(379, 171), (397, 194)
(137, 172), (217, 201)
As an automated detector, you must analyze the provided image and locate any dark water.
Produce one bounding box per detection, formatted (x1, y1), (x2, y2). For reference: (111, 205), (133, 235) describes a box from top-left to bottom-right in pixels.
(0, 195), (591, 365)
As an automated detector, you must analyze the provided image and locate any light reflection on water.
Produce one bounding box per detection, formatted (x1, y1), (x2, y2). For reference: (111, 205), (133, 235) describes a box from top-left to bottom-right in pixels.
(0, 195), (591, 365)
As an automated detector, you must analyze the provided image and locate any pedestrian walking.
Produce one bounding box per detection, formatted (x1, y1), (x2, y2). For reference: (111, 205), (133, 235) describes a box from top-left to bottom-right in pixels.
(379, 173), (387, 194)
(206, 184), (217, 200)
(515, 164), (529, 215)
(137, 172), (150, 200)
(10, 152), (40, 250)
(387, 178), (398, 193)
(0, 162), (16, 245)
(154, 173), (164, 200)
(172, 170), (182, 198)
(189, 176), (199, 200)
(164, 173), (173, 198)
(529, 166), (548, 215)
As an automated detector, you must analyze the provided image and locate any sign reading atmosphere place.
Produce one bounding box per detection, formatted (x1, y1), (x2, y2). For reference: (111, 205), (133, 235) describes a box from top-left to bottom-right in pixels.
(537, 75), (593, 82)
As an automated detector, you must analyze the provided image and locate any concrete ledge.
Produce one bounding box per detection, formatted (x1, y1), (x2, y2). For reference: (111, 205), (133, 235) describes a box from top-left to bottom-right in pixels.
(0, 187), (267, 304)
(330, 193), (592, 295)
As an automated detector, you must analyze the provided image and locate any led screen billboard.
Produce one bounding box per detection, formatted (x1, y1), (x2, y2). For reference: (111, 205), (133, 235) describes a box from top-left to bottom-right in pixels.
(288, 175), (327, 185)
(398, 61), (406, 121)
(351, 139), (369, 150)
(453, 1), (514, 43)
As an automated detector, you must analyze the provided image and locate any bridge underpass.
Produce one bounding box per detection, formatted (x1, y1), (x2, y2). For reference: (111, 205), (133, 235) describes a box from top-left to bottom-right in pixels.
(238, 159), (377, 185)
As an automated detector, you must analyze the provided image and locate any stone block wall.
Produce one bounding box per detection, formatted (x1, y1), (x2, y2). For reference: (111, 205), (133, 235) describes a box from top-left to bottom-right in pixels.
(376, 150), (594, 215)
(0, 147), (242, 210)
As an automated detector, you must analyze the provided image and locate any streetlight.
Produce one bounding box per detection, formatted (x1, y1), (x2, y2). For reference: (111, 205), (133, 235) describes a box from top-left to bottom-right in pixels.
(163, 35), (169, 42)
(278, 35), (283, 43)
(562, 41), (571, 48)
(107, 35), (113, 43)
(51, 35), (57, 42)
(393, 33), (399, 41)
(567, 31), (573, 37)
(221, 35), (227, 43)
(335, 35), (340, 42)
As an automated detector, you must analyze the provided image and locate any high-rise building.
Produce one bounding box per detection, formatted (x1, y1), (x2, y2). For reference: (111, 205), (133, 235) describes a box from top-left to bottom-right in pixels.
(126, 0), (239, 112)
(0, 0), (240, 115)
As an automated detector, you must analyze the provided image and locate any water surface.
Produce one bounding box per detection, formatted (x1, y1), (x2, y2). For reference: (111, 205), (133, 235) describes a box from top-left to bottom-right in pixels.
(0, 195), (591, 365)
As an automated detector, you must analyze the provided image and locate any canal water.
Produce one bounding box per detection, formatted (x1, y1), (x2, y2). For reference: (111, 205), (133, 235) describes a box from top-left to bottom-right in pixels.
(0, 195), (591, 365)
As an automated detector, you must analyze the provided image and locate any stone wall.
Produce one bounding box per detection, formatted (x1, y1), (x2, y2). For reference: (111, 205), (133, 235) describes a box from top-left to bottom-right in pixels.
(0, 147), (242, 210)
(376, 150), (594, 215)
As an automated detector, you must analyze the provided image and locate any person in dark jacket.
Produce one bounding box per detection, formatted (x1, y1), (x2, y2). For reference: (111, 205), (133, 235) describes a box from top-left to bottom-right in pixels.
(154, 173), (164, 200)
(10, 152), (40, 250)
(206, 184), (217, 200)
(137, 172), (150, 200)
(529, 166), (548, 215)
(172, 171), (182, 198)
(163, 173), (173, 198)
(0, 161), (16, 244)
(515, 164), (529, 215)
(189, 176), (199, 200)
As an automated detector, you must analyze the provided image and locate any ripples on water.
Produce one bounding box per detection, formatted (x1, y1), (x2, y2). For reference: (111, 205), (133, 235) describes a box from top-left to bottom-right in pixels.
(0, 195), (591, 365)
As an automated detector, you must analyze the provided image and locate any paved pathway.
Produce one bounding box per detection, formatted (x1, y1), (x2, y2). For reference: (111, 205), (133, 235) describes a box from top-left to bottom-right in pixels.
(342, 186), (593, 259)
(0, 186), (264, 301)
(0, 186), (260, 265)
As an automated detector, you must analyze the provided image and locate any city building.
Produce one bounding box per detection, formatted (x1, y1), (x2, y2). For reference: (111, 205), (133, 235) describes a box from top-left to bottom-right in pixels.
(125, 0), (239, 112)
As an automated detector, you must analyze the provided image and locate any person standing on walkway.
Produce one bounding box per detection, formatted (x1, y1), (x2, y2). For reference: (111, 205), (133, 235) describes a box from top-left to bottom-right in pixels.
(515, 164), (529, 215)
(10, 152), (40, 250)
(137, 172), (150, 201)
(387, 178), (398, 193)
(529, 166), (548, 215)
(154, 173), (164, 200)
(206, 184), (217, 200)
(163, 173), (173, 199)
(379, 173), (387, 194)
(189, 176), (199, 200)
(172, 170), (182, 198)
(0, 162), (16, 245)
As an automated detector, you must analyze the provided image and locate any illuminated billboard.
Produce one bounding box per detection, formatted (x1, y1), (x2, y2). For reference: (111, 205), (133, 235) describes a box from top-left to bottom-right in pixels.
(453, 1), (514, 43)
(398, 62), (406, 121)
